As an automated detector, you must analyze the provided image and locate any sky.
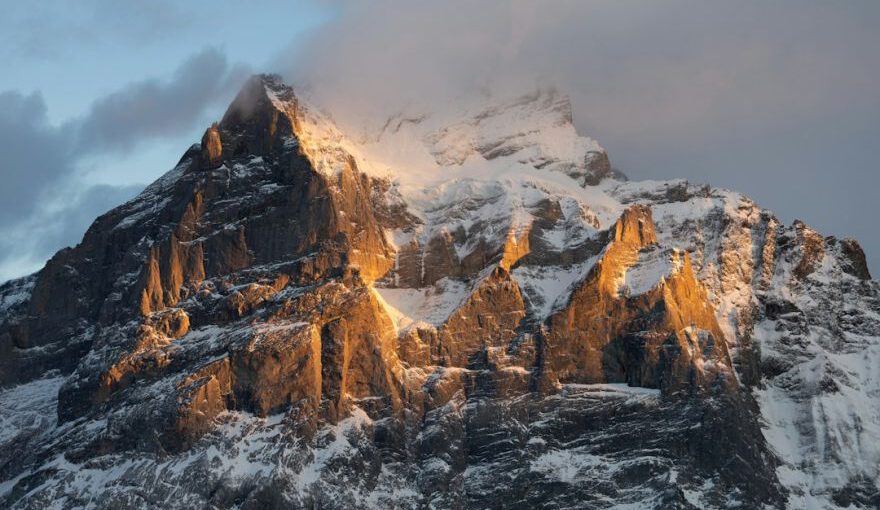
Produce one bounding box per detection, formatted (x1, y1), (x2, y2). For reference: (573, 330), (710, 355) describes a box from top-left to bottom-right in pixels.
(0, 0), (878, 281)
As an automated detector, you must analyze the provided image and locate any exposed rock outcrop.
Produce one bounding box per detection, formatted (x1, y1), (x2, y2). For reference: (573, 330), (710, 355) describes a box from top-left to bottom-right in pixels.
(539, 205), (733, 396)
(200, 123), (223, 168)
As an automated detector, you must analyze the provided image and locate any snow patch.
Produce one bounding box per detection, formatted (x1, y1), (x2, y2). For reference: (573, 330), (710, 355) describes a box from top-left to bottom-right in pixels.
(619, 247), (683, 297)
(0, 275), (36, 314)
(0, 375), (64, 446)
(373, 278), (471, 333)
(530, 449), (601, 483)
(511, 258), (597, 319)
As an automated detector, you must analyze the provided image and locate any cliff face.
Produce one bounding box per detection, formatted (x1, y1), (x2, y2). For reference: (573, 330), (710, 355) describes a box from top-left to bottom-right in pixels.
(0, 75), (878, 509)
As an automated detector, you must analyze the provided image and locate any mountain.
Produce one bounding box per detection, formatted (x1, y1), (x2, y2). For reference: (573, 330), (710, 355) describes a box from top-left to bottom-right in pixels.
(1, 74), (878, 509)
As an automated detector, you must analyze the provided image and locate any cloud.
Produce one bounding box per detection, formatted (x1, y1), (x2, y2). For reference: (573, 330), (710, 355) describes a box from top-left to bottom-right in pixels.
(285, 1), (878, 132)
(0, 91), (72, 230)
(0, 183), (144, 282)
(0, 47), (248, 281)
(75, 47), (249, 155)
(282, 0), (880, 273)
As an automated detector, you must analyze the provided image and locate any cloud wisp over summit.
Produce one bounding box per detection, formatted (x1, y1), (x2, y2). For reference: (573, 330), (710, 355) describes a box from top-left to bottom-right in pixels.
(282, 0), (880, 273)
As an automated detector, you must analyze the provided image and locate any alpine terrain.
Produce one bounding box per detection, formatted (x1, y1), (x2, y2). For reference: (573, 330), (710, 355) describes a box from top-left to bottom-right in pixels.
(1, 75), (878, 509)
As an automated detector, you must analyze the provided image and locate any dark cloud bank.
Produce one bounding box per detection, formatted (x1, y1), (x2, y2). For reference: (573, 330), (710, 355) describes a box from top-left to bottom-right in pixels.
(0, 48), (248, 280)
(2, 0), (878, 280)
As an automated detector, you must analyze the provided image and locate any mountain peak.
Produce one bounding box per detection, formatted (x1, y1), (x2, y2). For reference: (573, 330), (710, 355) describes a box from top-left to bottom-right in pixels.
(197, 74), (303, 166)
(361, 84), (613, 186)
(2, 73), (879, 510)
(220, 74), (293, 129)
(212, 75), (617, 188)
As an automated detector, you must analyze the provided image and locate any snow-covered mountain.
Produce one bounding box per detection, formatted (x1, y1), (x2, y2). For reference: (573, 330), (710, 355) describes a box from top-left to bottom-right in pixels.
(1, 74), (878, 509)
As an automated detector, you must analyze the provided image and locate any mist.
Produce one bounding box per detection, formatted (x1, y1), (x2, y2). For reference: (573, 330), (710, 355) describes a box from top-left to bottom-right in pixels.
(280, 0), (880, 273)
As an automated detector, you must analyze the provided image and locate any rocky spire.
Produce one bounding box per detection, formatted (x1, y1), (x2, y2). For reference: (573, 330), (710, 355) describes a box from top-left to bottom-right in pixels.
(199, 123), (222, 168)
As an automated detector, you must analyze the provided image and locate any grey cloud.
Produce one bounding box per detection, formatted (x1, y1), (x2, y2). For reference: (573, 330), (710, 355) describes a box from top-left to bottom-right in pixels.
(0, 183), (144, 282)
(286, 0), (879, 134)
(283, 0), (880, 273)
(0, 91), (72, 229)
(75, 47), (250, 155)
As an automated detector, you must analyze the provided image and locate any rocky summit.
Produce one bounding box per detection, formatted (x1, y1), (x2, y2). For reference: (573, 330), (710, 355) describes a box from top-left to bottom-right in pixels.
(1, 74), (879, 509)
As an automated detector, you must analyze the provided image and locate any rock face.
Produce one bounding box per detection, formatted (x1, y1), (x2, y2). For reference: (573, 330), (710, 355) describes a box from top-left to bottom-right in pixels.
(1, 74), (878, 509)
(541, 204), (733, 395)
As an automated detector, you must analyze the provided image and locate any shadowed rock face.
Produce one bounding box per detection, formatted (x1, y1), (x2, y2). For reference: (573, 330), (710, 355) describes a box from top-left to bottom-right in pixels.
(0, 75), (878, 509)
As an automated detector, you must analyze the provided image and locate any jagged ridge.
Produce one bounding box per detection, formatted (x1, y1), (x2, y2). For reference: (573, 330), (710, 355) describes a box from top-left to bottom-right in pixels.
(0, 74), (878, 509)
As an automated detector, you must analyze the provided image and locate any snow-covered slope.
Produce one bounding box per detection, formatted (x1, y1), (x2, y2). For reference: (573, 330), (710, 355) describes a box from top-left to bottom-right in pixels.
(607, 179), (880, 508)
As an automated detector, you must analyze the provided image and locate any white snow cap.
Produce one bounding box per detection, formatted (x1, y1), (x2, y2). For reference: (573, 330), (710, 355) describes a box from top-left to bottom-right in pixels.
(270, 78), (612, 189)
